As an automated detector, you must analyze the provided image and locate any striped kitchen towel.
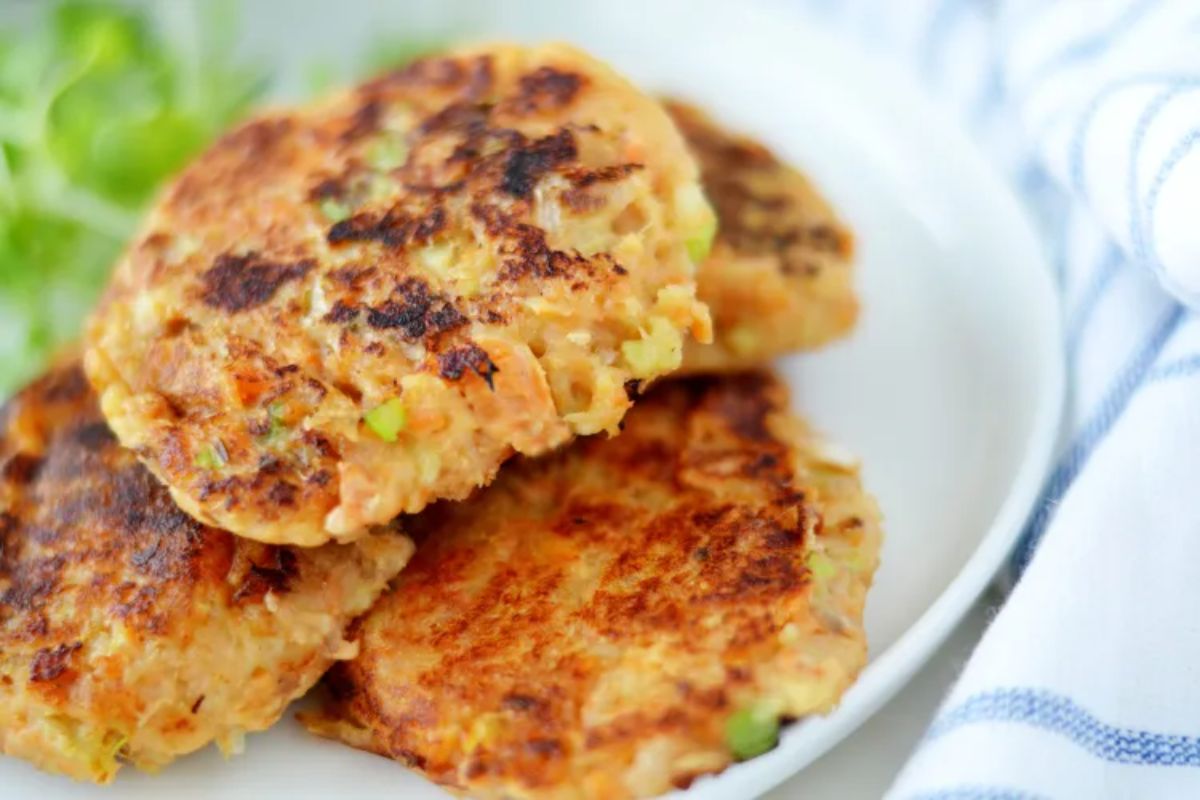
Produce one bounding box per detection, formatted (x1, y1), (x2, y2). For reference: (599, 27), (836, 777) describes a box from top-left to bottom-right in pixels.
(781, 1), (1200, 797)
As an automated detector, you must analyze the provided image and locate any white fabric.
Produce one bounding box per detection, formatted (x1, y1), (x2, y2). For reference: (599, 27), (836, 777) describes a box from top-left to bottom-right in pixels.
(774, 1), (1200, 797)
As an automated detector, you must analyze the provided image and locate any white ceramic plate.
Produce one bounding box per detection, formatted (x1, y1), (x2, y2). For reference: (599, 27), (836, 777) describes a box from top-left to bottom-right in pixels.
(0, 1), (1063, 798)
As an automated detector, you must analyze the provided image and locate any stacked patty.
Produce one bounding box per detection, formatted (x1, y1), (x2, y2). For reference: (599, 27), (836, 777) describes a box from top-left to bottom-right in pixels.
(303, 374), (880, 799)
(667, 100), (857, 372)
(86, 43), (714, 547)
(0, 361), (412, 783)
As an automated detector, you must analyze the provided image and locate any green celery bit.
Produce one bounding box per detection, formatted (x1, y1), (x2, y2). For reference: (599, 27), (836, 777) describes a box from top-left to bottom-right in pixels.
(319, 197), (350, 222)
(726, 705), (780, 761)
(364, 398), (407, 442)
(367, 136), (408, 171)
(194, 445), (225, 470)
(259, 402), (288, 441)
(806, 550), (837, 581)
(687, 218), (717, 264)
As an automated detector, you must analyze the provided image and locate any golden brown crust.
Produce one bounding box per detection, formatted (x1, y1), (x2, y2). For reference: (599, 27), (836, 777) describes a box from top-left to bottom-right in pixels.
(0, 360), (413, 783)
(303, 373), (881, 799)
(666, 101), (858, 372)
(86, 44), (712, 546)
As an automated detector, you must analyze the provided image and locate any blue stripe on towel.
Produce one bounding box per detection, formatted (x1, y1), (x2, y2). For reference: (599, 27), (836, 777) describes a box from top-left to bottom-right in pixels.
(1023, 0), (1161, 91)
(1128, 84), (1200, 270)
(1065, 246), (1124, 360)
(910, 787), (1047, 800)
(1013, 303), (1184, 572)
(926, 688), (1200, 767)
(1147, 353), (1200, 383)
(1069, 74), (1200, 194)
(1140, 126), (1200, 281)
(922, 0), (973, 79)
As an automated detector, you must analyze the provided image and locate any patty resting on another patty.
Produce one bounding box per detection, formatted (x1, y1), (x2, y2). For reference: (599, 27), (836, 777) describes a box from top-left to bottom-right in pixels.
(86, 43), (713, 547)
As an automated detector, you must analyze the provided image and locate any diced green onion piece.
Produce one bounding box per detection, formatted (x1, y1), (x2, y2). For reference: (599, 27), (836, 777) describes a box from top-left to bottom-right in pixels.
(674, 183), (717, 264)
(686, 217), (717, 264)
(364, 398), (407, 442)
(806, 550), (836, 581)
(726, 705), (780, 761)
(263, 402), (288, 441)
(621, 316), (683, 379)
(367, 137), (408, 171)
(319, 198), (350, 222)
(194, 445), (224, 470)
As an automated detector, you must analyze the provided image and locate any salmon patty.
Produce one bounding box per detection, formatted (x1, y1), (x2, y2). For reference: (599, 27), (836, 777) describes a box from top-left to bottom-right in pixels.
(667, 101), (857, 372)
(0, 360), (413, 783)
(86, 44), (713, 546)
(302, 373), (881, 799)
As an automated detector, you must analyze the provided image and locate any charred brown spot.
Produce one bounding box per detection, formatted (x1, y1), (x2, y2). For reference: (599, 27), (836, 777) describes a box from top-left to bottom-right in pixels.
(364, 278), (466, 341)
(565, 163), (643, 189)
(500, 129), (577, 198)
(388, 56), (469, 92)
(301, 430), (337, 460)
(526, 738), (564, 758)
(666, 100), (853, 270)
(324, 300), (360, 324)
(191, 695), (206, 714)
(29, 642), (81, 683)
(498, 224), (587, 281)
(501, 693), (542, 712)
(309, 177), (346, 202)
(0, 511), (15, 552)
(342, 98), (383, 143)
(623, 379), (642, 401)
(511, 67), (585, 113)
(73, 422), (116, 452)
(42, 366), (89, 404)
(233, 546), (300, 604)
(266, 481), (298, 508)
(417, 206), (449, 240)
(328, 265), (377, 289)
(707, 374), (775, 443)
(2, 453), (42, 485)
(560, 163), (643, 214)
(438, 344), (499, 390)
(419, 100), (492, 136)
(469, 202), (514, 237)
(327, 206), (447, 249)
(200, 252), (314, 313)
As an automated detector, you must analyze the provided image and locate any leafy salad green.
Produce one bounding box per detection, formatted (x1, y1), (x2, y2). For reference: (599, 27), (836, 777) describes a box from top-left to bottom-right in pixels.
(0, 1), (451, 394)
(0, 1), (265, 392)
